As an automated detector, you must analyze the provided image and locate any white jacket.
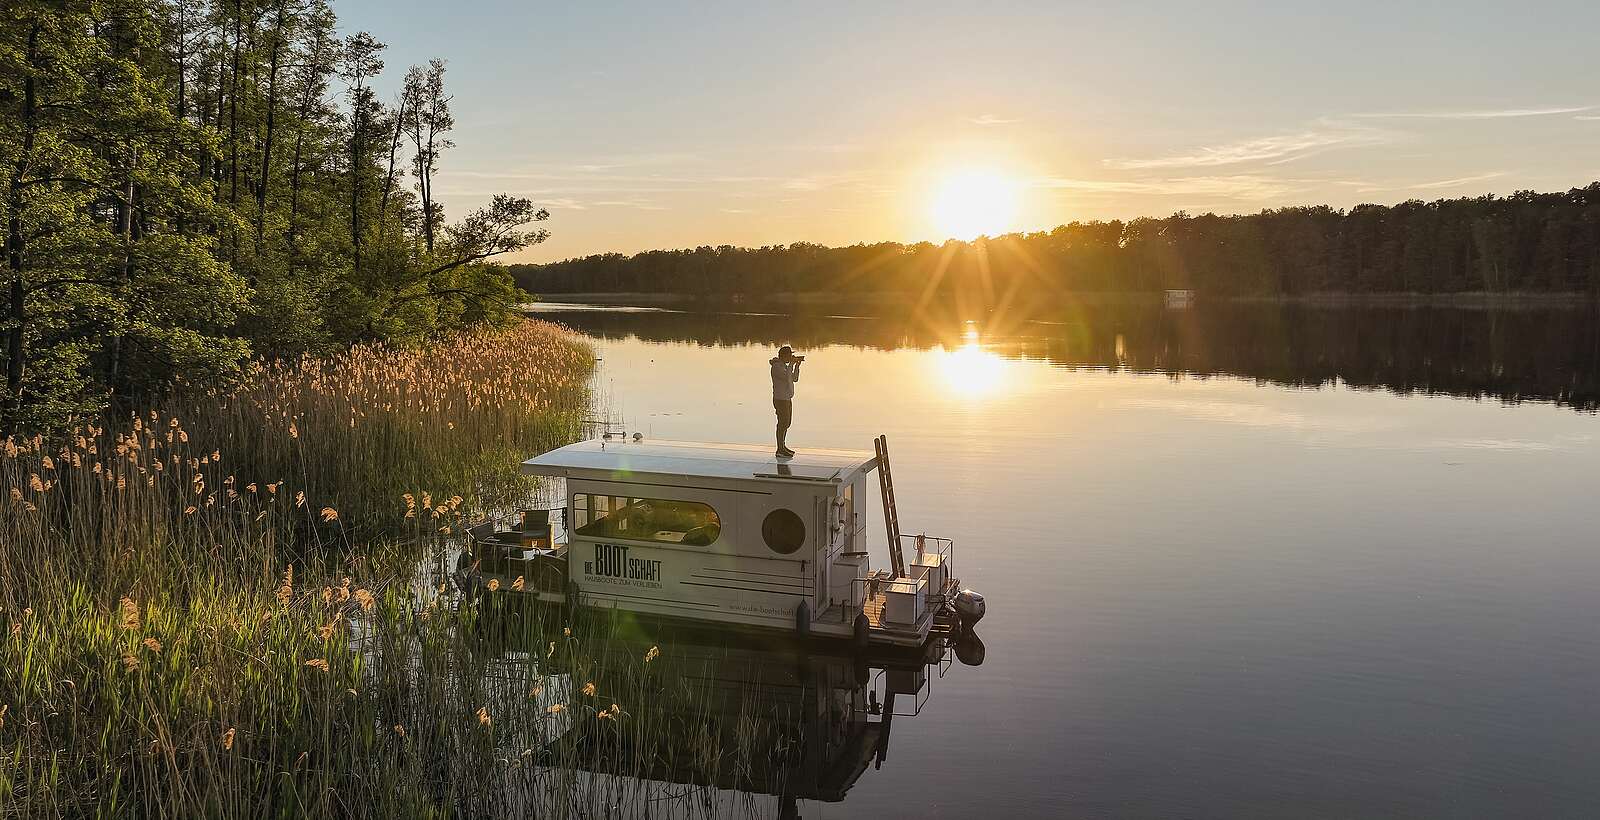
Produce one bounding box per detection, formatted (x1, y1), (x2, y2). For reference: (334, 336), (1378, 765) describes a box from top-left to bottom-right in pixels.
(770, 358), (800, 401)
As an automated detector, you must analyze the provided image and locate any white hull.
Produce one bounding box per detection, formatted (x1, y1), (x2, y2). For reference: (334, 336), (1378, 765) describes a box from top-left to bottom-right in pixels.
(470, 559), (936, 649)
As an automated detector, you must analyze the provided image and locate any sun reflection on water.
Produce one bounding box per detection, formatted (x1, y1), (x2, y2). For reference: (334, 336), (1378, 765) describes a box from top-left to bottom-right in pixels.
(934, 327), (1011, 399)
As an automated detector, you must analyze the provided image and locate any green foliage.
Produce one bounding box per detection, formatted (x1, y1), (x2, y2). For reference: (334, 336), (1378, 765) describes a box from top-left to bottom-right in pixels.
(0, 0), (549, 432)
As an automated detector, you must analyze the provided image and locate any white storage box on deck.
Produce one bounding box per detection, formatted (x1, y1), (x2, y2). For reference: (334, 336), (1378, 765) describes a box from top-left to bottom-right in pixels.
(832, 553), (867, 609)
(910, 551), (946, 598)
(881, 577), (927, 626)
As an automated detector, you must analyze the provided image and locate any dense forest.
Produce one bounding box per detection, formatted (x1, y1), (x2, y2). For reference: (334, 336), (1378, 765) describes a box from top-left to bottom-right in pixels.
(2, 0), (545, 431)
(512, 184), (1600, 302)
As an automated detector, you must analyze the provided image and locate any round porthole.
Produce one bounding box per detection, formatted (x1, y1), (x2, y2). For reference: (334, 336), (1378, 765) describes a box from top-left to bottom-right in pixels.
(761, 508), (806, 555)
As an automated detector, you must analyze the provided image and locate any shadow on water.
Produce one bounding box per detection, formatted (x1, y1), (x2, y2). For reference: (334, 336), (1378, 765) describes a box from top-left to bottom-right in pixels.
(530, 302), (1600, 411)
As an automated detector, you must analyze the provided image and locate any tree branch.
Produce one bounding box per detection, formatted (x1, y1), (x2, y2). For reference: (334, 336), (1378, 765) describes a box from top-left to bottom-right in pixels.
(414, 249), (506, 280)
(27, 277), (122, 294)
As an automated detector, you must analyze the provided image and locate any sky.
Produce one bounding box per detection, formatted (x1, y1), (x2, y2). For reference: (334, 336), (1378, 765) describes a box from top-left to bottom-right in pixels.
(340, 0), (1600, 263)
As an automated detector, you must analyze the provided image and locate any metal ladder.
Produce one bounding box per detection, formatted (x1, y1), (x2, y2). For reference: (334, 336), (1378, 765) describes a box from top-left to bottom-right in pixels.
(874, 435), (907, 578)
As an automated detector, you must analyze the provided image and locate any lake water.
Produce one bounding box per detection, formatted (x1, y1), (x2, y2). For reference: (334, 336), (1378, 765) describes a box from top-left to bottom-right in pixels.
(527, 301), (1600, 818)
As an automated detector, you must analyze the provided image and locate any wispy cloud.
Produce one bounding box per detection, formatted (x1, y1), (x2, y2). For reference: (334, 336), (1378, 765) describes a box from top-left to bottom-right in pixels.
(446, 170), (710, 188)
(537, 197), (587, 211)
(1042, 170), (1510, 200)
(1104, 126), (1389, 170)
(570, 151), (704, 168)
(1576, 114), (1600, 121)
(780, 142), (864, 154)
(778, 171), (873, 192)
(1408, 171), (1508, 190)
(1357, 105), (1594, 120)
(452, 151), (705, 183)
(1036, 174), (1336, 200)
(969, 114), (1020, 126)
(704, 173), (871, 191)
(586, 198), (665, 211)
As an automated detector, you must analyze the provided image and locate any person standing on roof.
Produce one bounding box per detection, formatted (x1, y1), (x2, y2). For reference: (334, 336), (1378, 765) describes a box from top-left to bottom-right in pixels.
(770, 345), (803, 458)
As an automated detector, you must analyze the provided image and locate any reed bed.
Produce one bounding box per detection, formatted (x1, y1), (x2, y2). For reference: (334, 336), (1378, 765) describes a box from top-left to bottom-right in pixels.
(0, 576), (793, 817)
(0, 319), (800, 818)
(171, 318), (598, 533)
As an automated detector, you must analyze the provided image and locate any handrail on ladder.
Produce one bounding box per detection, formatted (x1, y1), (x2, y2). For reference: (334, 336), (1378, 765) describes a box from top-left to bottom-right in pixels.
(874, 435), (907, 579)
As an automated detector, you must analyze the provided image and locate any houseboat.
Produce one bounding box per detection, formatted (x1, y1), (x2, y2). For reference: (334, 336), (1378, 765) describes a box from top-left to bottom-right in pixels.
(458, 436), (985, 649)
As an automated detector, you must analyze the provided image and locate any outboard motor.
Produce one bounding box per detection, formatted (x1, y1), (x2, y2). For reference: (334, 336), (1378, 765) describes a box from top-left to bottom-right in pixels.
(954, 630), (986, 666)
(954, 588), (986, 627)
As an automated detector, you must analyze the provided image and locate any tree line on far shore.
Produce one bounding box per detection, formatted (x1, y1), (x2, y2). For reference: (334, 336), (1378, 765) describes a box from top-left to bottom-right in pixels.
(544, 302), (1600, 412)
(511, 184), (1600, 302)
(2, 0), (544, 432)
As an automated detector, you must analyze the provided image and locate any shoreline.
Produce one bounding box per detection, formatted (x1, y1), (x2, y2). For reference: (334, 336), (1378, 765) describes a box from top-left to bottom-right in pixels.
(525, 290), (1600, 311)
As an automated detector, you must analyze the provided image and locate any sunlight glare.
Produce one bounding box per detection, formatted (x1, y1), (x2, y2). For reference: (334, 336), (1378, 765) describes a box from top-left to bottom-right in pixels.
(929, 169), (1021, 240)
(935, 333), (1011, 399)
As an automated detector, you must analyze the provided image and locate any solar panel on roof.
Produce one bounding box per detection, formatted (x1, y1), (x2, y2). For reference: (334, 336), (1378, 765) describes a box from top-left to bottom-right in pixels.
(752, 465), (841, 481)
(522, 439), (877, 482)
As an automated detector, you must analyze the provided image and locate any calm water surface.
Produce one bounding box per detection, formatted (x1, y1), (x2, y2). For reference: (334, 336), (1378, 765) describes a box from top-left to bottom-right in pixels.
(531, 302), (1600, 819)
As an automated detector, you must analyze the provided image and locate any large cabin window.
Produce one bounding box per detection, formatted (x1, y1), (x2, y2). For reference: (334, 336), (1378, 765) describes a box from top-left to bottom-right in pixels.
(571, 493), (721, 546)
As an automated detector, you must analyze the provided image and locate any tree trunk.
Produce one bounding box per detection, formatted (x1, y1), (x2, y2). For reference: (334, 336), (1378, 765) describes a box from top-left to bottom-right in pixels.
(287, 56), (318, 259)
(175, 8), (188, 234)
(228, 1), (241, 207)
(213, 43), (226, 204)
(110, 162), (136, 391)
(421, 117), (435, 253)
(380, 93), (408, 226)
(351, 88), (362, 277)
(256, 3), (285, 250)
(288, 125), (305, 255)
(287, 33), (330, 262)
(198, 49), (214, 207)
(4, 21), (39, 434)
(287, 121), (305, 257)
(4, 269), (22, 437)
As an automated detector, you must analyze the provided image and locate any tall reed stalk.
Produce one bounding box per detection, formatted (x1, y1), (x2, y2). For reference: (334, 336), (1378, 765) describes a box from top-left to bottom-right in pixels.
(0, 319), (802, 818)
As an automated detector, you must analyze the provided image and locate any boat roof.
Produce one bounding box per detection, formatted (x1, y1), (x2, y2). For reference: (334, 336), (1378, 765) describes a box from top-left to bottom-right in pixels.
(522, 438), (878, 486)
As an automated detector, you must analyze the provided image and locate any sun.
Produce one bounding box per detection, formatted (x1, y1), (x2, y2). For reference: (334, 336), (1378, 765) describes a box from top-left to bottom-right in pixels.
(929, 169), (1021, 240)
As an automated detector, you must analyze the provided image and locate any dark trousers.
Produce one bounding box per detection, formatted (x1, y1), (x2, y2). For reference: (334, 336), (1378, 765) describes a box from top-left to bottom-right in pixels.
(773, 398), (792, 448)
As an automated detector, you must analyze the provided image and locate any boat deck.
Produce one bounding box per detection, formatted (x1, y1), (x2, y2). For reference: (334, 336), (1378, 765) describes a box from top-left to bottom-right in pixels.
(817, 576), (961, 641)
(862, 591), (888, 628)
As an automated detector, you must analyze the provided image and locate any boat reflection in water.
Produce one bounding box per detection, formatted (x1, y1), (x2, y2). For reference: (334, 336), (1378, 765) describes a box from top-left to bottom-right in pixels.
(469, 609), (985, 819)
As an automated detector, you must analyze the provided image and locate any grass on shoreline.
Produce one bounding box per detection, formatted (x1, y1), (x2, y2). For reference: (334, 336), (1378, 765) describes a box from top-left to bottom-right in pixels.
(0, 319), (800, 817)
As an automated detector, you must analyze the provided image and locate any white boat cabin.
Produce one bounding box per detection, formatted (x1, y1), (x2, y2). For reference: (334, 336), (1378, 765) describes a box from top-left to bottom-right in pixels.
(505, 438), (958, 647)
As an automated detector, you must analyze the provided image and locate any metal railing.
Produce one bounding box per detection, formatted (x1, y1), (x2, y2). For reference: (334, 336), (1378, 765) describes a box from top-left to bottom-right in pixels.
(863, 665), (932, 718)
(848, 573), (929, 629)
(899, 533), (955, 602)
(830, 533), (954, 626)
